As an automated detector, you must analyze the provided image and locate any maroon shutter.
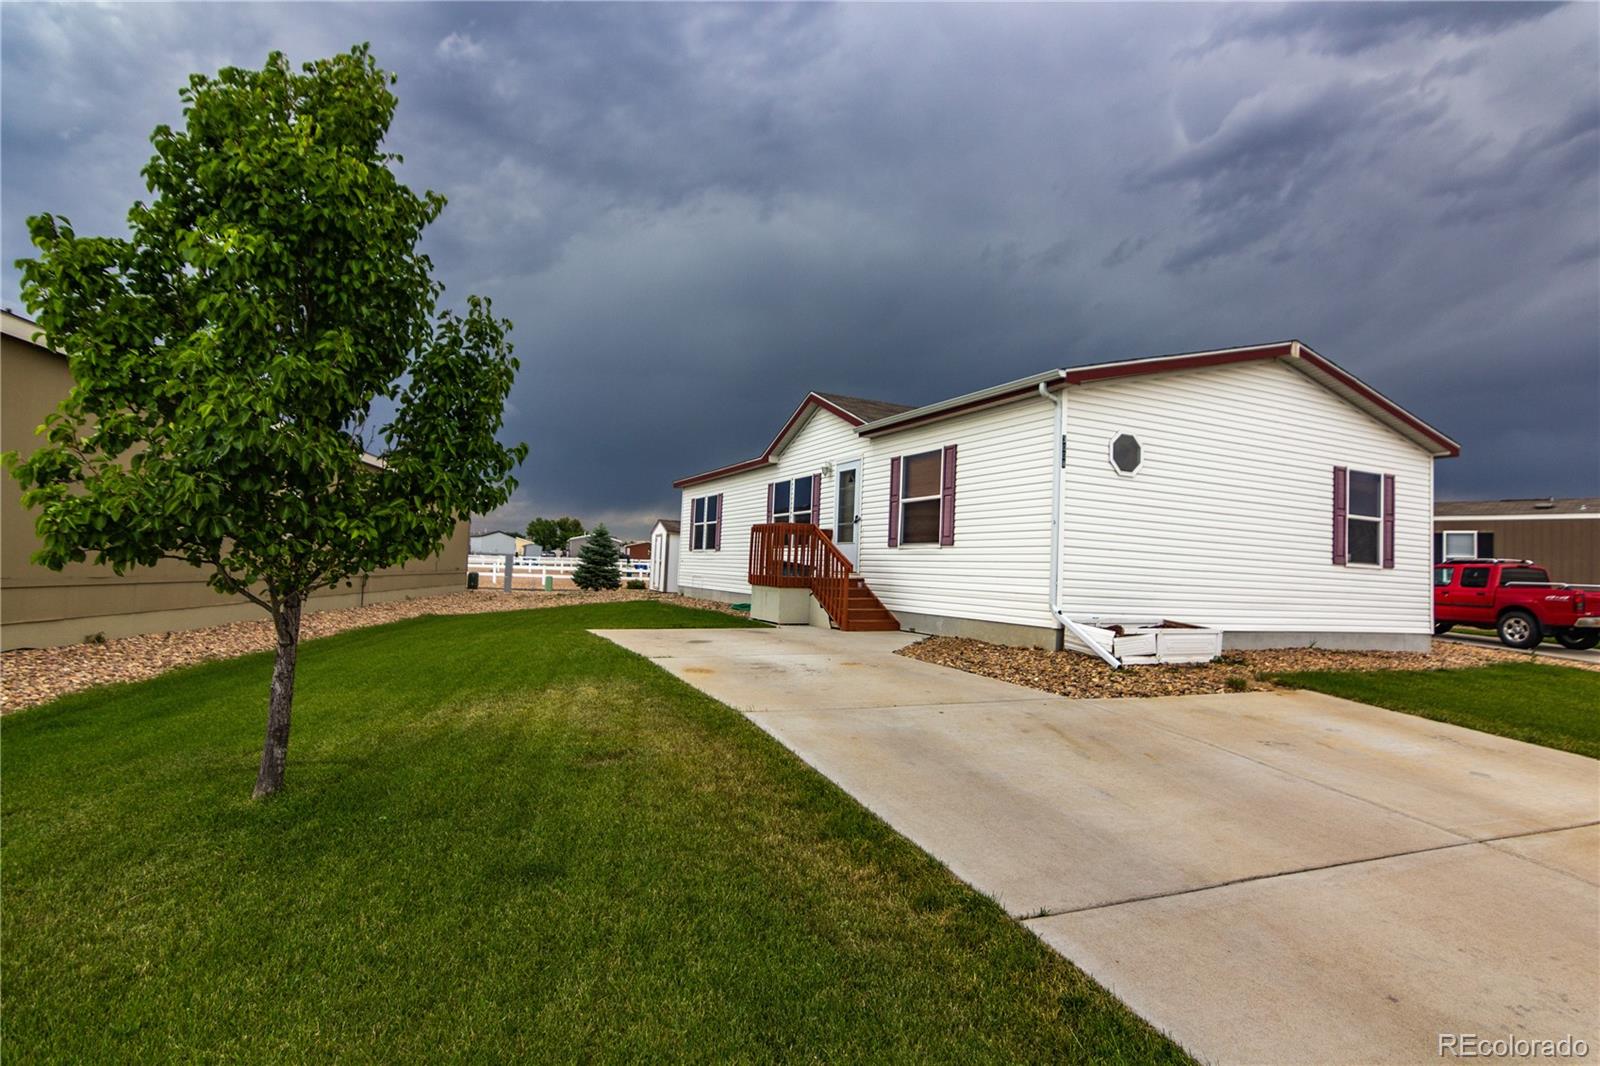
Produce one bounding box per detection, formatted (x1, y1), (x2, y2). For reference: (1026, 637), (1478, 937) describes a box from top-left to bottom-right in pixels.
(887, 457), (901, 547)
(1332, 466), (1348, 565)
(814, 472), (822, 527)
(765, 483), (774, 524)
(939, 444), (957, 546)
(713, 493), (723, 550)
(1382, 474), (1396, 569)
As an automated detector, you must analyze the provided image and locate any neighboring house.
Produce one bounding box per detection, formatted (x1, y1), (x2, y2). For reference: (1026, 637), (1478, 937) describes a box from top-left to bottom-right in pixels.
(672, 343), (1458, 651)
(648, 519), (680, 593)
(1, 309), (470, 650)
(1434, 498), (1599, 584)
(469, 530), (528, 556)
(565, 533), (642, 558)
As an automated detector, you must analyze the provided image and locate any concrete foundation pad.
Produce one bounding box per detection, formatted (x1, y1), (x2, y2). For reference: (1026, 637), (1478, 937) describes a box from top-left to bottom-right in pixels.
(1027, 830), (1600, 1065)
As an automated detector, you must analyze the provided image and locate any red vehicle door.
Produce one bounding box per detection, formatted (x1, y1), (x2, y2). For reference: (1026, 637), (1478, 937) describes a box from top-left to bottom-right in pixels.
(1439, 564), (1497, 624)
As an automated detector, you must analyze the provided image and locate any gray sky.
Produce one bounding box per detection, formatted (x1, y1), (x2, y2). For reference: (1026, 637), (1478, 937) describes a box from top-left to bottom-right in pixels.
(4, 2), (1596, 539)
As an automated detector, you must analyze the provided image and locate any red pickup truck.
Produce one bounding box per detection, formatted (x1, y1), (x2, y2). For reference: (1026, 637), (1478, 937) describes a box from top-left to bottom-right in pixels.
(1434, 559), (1600, 650)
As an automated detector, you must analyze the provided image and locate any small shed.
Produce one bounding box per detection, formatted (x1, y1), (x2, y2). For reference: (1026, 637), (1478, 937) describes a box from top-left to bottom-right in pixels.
(648, 519), (681, 593)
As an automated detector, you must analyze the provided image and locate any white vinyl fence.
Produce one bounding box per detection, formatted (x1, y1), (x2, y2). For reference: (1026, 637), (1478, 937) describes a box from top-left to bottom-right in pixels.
(468, 553), (650, 587)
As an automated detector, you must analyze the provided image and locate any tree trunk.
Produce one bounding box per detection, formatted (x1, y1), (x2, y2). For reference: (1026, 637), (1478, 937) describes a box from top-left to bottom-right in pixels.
(252, 594), (303, 799)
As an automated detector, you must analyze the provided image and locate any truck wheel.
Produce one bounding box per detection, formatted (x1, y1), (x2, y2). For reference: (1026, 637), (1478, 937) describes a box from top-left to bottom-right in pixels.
(1554, 629), (1600, 651)
(1433, 622), (1454, 636)
(1497, 610), (1542, 650)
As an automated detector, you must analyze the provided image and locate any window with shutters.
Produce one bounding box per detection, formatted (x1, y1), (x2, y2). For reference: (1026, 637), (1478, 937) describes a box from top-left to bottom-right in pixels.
(1345, 470), (1383, 566)
(690, 494), (719, 551)
(899, 450), (943, 545)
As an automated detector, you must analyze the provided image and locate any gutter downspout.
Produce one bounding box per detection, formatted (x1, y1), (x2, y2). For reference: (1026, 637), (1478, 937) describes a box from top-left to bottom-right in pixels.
(1038, 376), (1120, 668)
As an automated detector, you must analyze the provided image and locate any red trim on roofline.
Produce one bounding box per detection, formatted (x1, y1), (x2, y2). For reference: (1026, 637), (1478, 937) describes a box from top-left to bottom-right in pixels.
(672, 393), (864, 488)
(865, 341), (1458, 457)
(857, 382), (1048, 437)
(1294, 347), (1460, 457)
(1060, 342), (1295, 384)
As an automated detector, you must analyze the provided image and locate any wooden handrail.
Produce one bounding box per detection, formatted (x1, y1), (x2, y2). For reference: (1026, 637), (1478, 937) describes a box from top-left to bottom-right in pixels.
(748, 523), (852, 630)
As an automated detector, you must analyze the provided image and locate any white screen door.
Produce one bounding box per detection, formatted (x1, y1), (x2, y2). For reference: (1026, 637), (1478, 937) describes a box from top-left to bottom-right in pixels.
(834, 460), (861, 568)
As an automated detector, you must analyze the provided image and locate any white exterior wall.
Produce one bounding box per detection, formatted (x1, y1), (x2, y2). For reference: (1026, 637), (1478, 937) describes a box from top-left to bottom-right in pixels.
(676, 408), (861, 598)
(468, 532), (520, 556)
(1057, 361), (1436, 635)
(857, 399), (1056, 629)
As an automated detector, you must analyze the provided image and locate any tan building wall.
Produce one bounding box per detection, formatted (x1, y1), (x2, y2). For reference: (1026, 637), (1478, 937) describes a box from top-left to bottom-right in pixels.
(1433, 515), (1600, 585)
(2, 316), (469, 650)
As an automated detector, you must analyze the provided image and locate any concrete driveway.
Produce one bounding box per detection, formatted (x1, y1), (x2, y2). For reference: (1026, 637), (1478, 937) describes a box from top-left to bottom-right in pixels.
(1441, 631), (1600, 666)
(595, 626), (1600, 1065)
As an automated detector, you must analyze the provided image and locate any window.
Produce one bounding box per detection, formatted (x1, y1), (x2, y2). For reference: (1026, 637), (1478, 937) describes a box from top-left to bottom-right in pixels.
(1460, 566), (1490, 589)
(1110, 433), (1142, 474)
(1434, 567), (1454, 587)
(770, 476), (815, 525)
(1346, 470), (1383, 566)
(1501, 567), (1549, 585)
(690, 494), (719, 551)
(900, 450), (943, 545)
(1442, 531), (1478, 560)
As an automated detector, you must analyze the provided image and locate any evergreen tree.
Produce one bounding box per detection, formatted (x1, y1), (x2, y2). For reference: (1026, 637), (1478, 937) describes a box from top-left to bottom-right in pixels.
(572, 524), (622, 590)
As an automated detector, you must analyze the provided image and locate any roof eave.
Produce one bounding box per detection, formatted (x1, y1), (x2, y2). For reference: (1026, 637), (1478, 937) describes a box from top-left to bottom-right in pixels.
(671, 392), (864, 489)
(1288, 343), (1460, 458)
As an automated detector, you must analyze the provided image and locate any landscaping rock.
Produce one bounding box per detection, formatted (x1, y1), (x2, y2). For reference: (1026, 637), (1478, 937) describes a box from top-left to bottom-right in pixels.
(1, 590), (745, 712)
(896, 635), (1575, 700)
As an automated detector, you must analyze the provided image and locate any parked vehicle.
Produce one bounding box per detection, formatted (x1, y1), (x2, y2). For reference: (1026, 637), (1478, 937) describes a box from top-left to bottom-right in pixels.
(1433, 559), (1600, 650)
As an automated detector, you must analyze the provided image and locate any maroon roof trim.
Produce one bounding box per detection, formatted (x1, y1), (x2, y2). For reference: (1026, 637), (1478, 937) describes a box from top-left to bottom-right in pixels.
(857, 382), (1048, 437)
(1293, 347), (1460, 457)
(1060, 342), (1296, 384)
(864, 341), (1458, 457)
(672, 393), (864, 489)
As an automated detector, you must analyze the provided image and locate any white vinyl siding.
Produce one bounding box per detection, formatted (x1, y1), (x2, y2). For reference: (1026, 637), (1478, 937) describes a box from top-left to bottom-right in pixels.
(859, 399), (1056, 629)
(676, 408), (859, 598)
(1058, 360), (1435, 635)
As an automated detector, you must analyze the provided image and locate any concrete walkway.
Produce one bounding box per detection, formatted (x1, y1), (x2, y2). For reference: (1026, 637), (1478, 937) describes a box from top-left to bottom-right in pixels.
(595, 626), (1600, 1065)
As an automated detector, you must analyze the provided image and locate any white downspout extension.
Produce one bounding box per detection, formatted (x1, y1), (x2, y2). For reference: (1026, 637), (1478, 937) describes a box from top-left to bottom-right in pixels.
(1038, 376), (1120, 669)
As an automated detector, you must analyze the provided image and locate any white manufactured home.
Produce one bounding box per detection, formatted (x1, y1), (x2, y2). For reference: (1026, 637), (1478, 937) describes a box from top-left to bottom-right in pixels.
(672, 341), (1458, 654)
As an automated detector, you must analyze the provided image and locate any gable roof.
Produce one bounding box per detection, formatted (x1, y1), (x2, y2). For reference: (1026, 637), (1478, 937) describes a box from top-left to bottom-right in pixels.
(672, 391), (905, 488)
(858, 341), (1459, 458)
(653, 518), (681, 533)
(672, 340), (1458, 489)
(813, 393), (915, 423)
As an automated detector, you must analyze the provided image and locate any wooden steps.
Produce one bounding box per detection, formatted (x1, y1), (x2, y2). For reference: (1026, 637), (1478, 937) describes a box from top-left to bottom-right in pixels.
(839, 576), (900, 632)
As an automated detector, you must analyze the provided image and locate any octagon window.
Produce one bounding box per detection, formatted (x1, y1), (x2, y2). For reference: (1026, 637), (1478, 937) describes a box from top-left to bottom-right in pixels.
(1110, 433), (1142, 475)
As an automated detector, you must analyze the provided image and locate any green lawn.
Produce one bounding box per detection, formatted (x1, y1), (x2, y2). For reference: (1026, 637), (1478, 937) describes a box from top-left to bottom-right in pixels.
(1273, 661), (1600, 759)
(2, 601), (1184, 1064)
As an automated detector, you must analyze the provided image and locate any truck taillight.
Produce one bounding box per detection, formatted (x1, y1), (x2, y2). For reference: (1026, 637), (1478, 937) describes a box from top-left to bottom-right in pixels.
(1578, 592), (1587, 614)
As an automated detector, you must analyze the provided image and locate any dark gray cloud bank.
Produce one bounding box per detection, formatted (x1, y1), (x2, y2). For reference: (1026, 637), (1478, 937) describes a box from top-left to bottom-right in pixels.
(4, 3), (1596, 537)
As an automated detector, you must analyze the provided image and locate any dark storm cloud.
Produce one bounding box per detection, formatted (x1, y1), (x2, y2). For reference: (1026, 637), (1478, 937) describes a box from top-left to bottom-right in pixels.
(1205, 2), (1562, 56)
(3, 3), (1596, 537)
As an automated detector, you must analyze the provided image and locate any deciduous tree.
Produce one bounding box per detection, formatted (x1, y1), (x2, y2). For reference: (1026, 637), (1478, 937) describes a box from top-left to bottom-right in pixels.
(526, 515), (584, 554)
(6, 46), (526, 798)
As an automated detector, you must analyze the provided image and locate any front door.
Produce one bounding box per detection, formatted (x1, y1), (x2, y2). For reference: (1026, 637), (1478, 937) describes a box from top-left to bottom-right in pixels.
(833, 459), (861, 568)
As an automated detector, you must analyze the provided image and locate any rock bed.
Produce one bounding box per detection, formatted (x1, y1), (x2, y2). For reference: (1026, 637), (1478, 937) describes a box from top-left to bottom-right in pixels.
(1, 589), (745, 712)
(897, 635), (1564, 700)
